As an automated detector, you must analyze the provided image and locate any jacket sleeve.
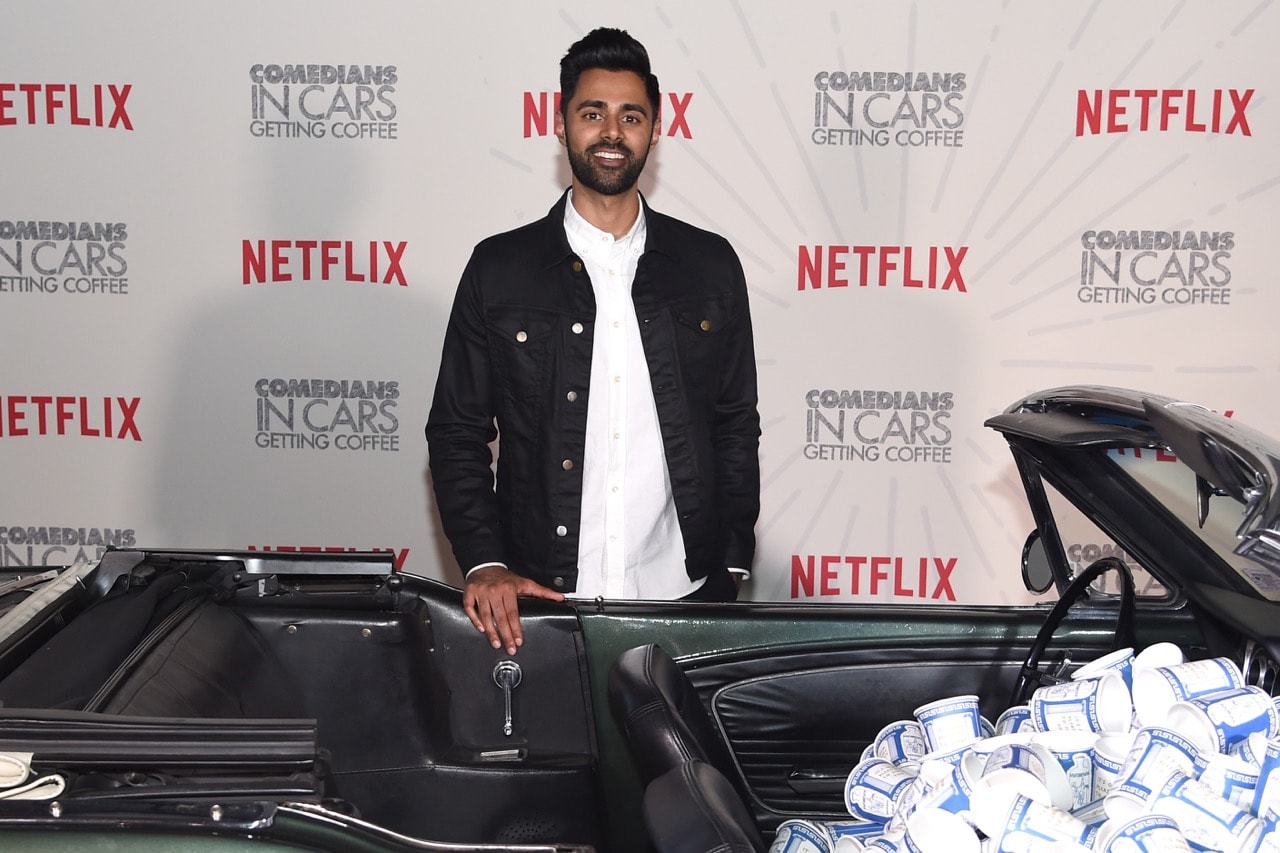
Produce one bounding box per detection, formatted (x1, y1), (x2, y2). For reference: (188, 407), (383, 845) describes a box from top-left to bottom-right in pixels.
(425, 253), (507, 572)
(712, 248), (762, 572)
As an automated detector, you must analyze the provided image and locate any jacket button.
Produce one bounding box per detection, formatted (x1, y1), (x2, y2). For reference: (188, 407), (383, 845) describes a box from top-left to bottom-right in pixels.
(556, 525), (568, 536)
(553, 577), (565, 588)
(572, 261), (583, 273)
(562, 459), (574, 470)
(571, 322), (584, 334)
(700, 320), (711, 331)
(566, 390), (578, 402)
(515, 330), (528, 343)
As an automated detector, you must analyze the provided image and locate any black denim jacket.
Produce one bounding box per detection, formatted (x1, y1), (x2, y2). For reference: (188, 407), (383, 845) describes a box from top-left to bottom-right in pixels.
(426, 192), (760, 593)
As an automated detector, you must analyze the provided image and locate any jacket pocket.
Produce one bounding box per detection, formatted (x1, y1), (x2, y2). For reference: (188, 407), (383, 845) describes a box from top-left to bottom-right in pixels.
(485, 305), (558, 403)
(670, 296), (735, 394)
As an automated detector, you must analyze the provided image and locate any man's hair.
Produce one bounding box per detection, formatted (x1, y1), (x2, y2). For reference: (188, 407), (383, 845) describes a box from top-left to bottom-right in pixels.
(559, 27), (661, 119)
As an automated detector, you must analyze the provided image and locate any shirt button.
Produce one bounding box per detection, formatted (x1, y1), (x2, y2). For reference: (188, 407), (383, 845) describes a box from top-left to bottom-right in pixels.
(612, 321), (620, 328)
(700, 320), (711, 331)
(515, 330), (528, 343)
(562, 459), (574, 470)
(571, 322), (584, 334)
(566, 390), (578, 402)
(572, 261), (583, 272)
(553, 576), (565, 588)
(556, 525), (568, 537)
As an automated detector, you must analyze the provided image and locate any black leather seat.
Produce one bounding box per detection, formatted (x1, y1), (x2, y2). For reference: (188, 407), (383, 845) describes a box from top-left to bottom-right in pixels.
(643, 760), (766, 853)
(607, 644), (744, 798)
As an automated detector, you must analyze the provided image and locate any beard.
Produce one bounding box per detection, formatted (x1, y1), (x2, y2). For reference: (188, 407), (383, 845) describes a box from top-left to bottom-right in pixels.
(566, 141), (649, 196)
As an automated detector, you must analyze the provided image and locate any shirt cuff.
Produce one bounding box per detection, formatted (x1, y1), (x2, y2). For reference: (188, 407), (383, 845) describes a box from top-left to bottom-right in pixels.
(465, 562), (508, 580)
(727, 567), (750, 581)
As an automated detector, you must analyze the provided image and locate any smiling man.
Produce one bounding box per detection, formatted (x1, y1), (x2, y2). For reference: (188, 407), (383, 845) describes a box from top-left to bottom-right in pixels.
(426, 28), (760, 654)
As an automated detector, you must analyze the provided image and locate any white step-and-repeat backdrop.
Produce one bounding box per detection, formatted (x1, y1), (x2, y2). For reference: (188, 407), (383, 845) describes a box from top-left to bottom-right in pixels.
(3, 2), (1276, 605)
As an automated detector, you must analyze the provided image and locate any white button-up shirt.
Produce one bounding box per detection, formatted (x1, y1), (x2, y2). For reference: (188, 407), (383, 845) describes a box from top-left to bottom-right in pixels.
(562, 195), (698, 600)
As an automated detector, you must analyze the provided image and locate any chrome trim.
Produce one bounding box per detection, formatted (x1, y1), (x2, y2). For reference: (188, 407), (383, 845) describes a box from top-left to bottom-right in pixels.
(278, 802), (596, 852)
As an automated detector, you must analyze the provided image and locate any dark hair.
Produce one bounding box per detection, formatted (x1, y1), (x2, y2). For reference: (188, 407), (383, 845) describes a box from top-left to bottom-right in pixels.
(559, 27), (661, 119)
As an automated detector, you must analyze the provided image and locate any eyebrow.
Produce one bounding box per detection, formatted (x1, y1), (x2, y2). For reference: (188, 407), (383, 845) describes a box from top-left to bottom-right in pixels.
(575, 98), (651, 119)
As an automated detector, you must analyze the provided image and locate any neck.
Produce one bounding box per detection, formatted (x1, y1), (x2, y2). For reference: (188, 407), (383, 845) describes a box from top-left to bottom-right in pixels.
(569, 184), (641, 240)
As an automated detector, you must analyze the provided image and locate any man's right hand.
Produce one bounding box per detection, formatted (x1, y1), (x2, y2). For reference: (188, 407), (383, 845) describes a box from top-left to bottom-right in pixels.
(463, 566), (566, 655)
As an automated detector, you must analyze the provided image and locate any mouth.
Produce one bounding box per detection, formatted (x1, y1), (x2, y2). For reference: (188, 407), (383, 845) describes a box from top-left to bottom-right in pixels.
(591, 146), (629, 166)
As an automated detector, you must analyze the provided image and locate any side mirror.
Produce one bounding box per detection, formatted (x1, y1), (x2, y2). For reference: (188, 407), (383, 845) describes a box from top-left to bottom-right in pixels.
(1020, 530), (1055, 595)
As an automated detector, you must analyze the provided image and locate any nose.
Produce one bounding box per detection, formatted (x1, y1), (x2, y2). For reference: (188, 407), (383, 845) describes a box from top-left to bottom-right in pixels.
(601, 114), (623, 142)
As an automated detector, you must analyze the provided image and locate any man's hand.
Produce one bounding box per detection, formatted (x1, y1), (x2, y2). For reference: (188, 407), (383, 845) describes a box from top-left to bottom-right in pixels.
(463, 566), (565, 655)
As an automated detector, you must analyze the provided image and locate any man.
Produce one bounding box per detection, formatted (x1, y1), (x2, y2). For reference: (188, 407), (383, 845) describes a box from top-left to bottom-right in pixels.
(426, 27), (760, 655)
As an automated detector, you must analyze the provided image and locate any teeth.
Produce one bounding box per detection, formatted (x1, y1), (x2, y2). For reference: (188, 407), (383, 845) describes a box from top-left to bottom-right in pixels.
(597, 151), (623, 159)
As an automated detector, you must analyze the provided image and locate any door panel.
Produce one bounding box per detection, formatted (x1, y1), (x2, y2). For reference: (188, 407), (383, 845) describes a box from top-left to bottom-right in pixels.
(580, 598), (1201, 851)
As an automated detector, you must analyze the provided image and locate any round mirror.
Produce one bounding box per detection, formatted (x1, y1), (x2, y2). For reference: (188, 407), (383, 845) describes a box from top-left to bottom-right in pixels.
(1020, 530), (1055, 595)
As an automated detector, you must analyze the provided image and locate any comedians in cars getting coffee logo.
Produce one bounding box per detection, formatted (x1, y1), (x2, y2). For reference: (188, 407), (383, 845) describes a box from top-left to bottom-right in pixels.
(1077, 229), (1233, 307)
(811, 70), (967, 148)
(803, 389), (954, 463)
(0, 220), (129, 295)
(0, 525), (136, 568)
(254, 378), (401, 452)
(249, 64), (398, 140)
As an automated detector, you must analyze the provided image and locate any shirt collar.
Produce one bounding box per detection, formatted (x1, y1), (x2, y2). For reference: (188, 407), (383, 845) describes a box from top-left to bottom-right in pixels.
(562, 189), (647, 257)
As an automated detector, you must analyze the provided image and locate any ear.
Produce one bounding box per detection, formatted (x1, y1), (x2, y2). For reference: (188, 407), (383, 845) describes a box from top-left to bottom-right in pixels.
(553, 111), (567, 147)
(650, 114), (661, 149)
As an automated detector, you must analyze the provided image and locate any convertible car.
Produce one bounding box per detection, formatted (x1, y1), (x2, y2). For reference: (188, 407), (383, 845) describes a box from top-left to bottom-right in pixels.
(0, 385), (1276, 852)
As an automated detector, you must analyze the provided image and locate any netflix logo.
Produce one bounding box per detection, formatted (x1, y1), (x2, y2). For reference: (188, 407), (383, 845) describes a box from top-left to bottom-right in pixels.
(0, 83), (132, 129)
(1076, 88), (1253, 136)
(0, 396), (141, 441)
(242, 239), (408, 286)
(523, 90), (693, 138)
(798, 245), (967, 292)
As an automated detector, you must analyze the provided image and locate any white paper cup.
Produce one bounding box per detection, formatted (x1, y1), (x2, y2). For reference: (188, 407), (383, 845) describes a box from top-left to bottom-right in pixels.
(1133, 642), (1186, 671)
(770, 819), (834, 853)
(915, 695), (983, 753)
(1034, 730), (1099, 811)
(1096, 813), (1192, 853)
(979, 742), (1054, 805)
(1196, 751), (1261, 810)
(1253, 736), (1280, 819)
(1166, 685), (1280, 754)
(903, 806), (980, 853)
(1073, 647), (1136, 689)
(995, 705), (1034, 736)
(1149, 773), (1262, 853)
(1118, 726), (1201, 791)
(1093, 732), (1136, 801)
(971, 789), (1095, 853)
(1132, 657), (1244, 727)
(845, 758), (918, 823)
(874, 720), (928, 766)
(1030, 672), (1131, 734)
(1232, 730), (1269, 768)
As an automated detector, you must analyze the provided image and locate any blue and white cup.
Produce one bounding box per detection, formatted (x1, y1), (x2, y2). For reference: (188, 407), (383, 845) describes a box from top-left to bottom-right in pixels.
(844, 757), (918, 823)
(1118, 726), (1201, 789)
(873, 720), (928, 766)
(970, 789), (1096, 853)
(770, 820), (833, 853)
(1030, 671), (1132, 734)
(1148, 772), (1262, 853)
(1165, 684), (1280, 754)
(823, 820), (881, 853)
(902, 806), (981, 853)
(1132, 642), (1186, 672)
(995, 705), (1035, 736)
(1195, 751), (1261, 810)
(1073, 647), (1136, 690)
(1104, 769), (1193, 823)
(1033, 730), (1099, 811)
(1231, 730), (1269, 768)
(1095, 813), (1192, 853)
(1253, 736), (1280, 819)
(978, 742), (1054, 806)
(914, 694), (983, 753)
(1132, 656), (1245, 727)
(1092, 732), (1136, 801)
